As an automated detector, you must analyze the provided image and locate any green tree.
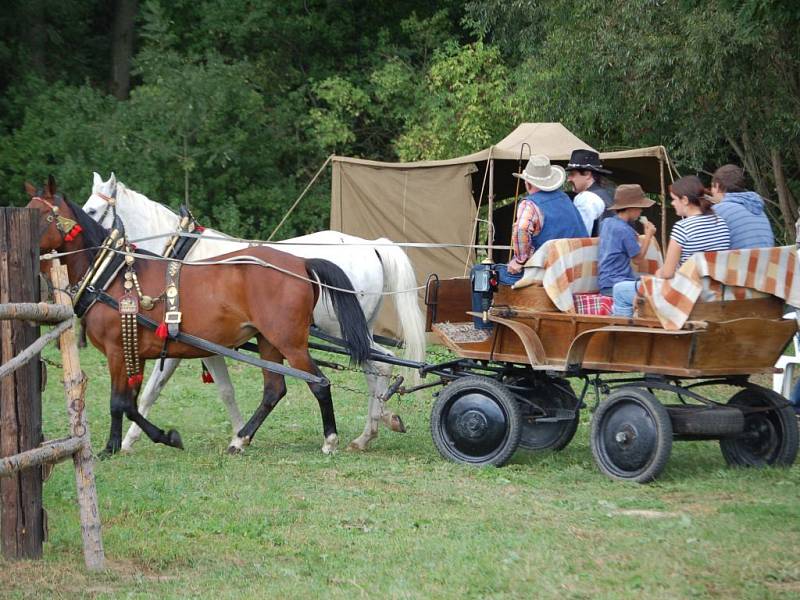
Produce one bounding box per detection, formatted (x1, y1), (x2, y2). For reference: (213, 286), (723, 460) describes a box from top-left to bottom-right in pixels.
(465, 0), (800, 240)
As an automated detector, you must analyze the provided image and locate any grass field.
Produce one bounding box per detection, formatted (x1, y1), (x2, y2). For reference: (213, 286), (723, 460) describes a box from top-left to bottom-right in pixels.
(1, 343), (799, 599)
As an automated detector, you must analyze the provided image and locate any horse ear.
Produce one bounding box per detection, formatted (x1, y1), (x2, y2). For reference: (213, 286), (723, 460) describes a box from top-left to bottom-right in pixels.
(24, 182), (37, 197)
(93, 172), (103, 188)
(46, 175), (57, 196)
(109, 172), (117, 196)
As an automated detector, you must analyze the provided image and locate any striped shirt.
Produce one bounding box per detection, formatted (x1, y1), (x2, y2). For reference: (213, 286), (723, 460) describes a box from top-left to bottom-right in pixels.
(670, 213), (731, 266)
(511, 197), (544, 264)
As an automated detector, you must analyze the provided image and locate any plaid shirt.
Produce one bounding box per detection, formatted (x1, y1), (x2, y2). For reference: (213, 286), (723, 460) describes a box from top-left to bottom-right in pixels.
(511, 196), (544, 264)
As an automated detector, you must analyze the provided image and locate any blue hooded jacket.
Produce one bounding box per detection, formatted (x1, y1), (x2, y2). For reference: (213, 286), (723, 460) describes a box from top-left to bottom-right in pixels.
(713, 191), (775, 249)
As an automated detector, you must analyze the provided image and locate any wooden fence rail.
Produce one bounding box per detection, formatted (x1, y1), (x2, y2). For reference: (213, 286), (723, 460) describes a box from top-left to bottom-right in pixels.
(0, 207), (104, 570)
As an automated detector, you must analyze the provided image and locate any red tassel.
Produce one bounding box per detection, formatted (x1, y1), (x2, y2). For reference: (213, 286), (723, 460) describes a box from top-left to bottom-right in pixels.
(201, 364), (214, 383)
(64, 224), (82, 242)
(195, 225), (205, 233)
(128, 373), (143, 388)
(155, 322), (168, 340)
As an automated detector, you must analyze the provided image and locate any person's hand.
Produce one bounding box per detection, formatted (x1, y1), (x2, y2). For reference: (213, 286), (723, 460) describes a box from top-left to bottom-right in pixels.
(654, 267), (663, 278)
(507, 259), (523, 274)
(643, 220), (657, 236)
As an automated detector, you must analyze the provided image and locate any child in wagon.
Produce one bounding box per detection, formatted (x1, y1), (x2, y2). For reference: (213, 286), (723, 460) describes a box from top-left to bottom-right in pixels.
(597, 184), (658, 317)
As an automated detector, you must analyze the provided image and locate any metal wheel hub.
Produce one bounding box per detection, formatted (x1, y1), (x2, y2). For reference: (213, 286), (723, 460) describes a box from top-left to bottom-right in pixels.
(444, 393), (508, 457)
(601, 401), (657, 472)
(741, 414), (778, 458)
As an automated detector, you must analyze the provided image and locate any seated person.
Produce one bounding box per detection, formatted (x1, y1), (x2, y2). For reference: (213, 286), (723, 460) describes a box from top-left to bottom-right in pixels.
(710, 164), (774, 249)
(596, 184), (657, 317)
(655, 175), (731, 280)
(498, 154), (588, 286)
(566, 148), (614, 236)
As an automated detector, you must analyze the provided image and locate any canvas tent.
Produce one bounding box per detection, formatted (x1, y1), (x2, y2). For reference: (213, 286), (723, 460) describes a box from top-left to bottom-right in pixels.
(329, 123), (677, 336)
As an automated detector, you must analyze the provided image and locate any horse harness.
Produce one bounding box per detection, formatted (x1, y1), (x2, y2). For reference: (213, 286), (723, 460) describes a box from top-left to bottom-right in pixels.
(39, 197), (327, 387)
(159, 207), (204, 339)
(65, 202), (204, 387)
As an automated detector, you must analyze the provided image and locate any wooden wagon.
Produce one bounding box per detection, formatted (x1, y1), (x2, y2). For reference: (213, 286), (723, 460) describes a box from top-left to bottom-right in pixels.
(421, 243), (800, 483)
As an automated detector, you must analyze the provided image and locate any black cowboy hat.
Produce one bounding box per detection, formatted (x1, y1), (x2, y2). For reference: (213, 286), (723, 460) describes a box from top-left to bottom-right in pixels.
(565, 149), (612, 175)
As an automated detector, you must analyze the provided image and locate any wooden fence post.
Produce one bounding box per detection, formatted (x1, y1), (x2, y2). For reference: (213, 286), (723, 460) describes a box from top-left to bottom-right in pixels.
(50, 262), (105, 570)
(0, 207), (44, 560)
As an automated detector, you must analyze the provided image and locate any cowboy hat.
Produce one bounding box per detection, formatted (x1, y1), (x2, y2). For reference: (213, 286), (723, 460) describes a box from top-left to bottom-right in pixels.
(512, 155), (566, 192)
(565, 149), (612, 175)
(609, 184), (655, 210)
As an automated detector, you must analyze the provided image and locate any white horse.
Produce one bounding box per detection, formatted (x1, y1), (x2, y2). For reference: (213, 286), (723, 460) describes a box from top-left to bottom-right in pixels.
(83, 172), (425, 453)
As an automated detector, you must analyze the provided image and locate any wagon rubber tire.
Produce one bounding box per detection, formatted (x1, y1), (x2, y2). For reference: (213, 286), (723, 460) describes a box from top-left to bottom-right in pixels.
(431, 376), (522, 467)
(590, 388), (672, 483)
(666, 405), (744, 436)
(719, 387), (799, 467)
(518, 379), (580, 452)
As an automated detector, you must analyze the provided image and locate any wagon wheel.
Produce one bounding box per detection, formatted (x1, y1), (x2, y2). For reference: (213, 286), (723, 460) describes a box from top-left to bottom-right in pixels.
(431, 376), (522, 467)
(719, 387), (799, 468)
(590, 388), (672, 483)
(518, 379), (580, 452)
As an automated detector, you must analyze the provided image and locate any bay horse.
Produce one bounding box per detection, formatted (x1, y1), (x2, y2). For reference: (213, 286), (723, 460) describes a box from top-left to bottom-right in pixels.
(27, 177), (372, 455)
(83, 172), (425, 452)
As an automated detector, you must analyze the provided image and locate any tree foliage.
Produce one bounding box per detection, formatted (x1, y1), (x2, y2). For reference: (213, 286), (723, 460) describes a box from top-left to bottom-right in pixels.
(0, 0), (797, 240)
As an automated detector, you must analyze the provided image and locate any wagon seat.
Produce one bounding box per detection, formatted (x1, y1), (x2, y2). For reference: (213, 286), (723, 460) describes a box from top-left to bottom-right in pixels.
(636, 246), (800, 330)
(505, 236), (663, 315)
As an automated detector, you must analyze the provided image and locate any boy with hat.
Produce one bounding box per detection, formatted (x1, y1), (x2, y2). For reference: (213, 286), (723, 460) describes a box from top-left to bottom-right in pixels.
(499, 154), (588, 285)
(597, 184), (657, 317)
(566, 149), (615, 236)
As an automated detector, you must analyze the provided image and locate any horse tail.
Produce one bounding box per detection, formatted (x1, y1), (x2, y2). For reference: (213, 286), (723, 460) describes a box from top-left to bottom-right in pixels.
(305, 258), (371, 365)
(372, 240), (426, 364)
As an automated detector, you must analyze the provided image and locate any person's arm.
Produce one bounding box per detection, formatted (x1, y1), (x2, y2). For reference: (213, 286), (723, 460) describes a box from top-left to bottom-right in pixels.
(654, 239), (682, 279)
(633, 220), (657, 265)
(508, 200), (543, 273)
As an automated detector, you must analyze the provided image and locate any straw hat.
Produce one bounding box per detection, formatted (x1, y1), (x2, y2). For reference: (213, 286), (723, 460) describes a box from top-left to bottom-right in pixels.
(512, 155), (566, 192)
(609, 184), (655, 210)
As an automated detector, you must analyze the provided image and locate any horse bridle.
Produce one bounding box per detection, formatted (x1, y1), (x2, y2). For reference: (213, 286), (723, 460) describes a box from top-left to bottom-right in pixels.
(92, 190), (117, 226)
(33, 193), (82, 243)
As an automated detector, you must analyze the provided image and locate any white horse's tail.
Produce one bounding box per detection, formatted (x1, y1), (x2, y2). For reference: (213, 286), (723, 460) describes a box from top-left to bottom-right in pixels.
(373, 240), (426, 366)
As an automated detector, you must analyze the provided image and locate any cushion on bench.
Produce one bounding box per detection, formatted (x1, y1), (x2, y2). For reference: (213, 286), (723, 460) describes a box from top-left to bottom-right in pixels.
(574, 293), (613, 316)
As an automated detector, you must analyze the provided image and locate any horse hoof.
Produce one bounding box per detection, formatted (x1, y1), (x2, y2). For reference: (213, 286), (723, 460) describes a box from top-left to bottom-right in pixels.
(347, 441), (367, 452)
(226, 444), (244, 455)
(322, 433), (339, 455)
(389, 415), (406, 433)
(166, 429), (184, 450)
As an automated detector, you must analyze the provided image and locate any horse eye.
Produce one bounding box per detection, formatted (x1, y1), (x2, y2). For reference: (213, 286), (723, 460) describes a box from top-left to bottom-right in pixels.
(87, 208), (97, 217)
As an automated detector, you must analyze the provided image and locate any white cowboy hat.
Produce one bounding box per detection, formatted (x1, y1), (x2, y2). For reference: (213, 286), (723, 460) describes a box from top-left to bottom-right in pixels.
(512, 155), (566, 192)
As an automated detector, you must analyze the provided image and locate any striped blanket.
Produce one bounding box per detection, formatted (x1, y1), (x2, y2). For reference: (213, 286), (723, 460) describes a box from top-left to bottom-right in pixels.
(513, 237), (663, 312)
(638, 246), (800, 330)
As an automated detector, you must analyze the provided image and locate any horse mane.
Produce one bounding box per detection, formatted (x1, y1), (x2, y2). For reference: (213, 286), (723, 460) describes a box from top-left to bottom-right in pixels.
(117, 181), (180, 220)
(62, 195), (110, 259)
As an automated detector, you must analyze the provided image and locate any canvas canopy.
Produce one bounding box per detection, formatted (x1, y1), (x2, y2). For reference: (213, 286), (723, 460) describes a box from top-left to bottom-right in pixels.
(329, 123), (677, 337)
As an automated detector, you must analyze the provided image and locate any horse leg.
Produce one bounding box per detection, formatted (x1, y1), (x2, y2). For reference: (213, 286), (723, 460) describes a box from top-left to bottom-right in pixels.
(348, 345), (406, 451)
(104, 388), (128, 456)
(120, 357), (182, 452)
(201, 355), (247, 449)
(104, 356), (184, 451)
(103, 354), (134, 455)
(370, 347), (406, 433)
(282, 348), (338, 454)
(230, 345), (287, 454)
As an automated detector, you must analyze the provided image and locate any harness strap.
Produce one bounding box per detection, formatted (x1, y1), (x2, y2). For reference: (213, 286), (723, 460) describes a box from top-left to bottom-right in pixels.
(164, 260), (183, 338)
(91, 291), (327, 385)
(73, 237), (127, 318)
